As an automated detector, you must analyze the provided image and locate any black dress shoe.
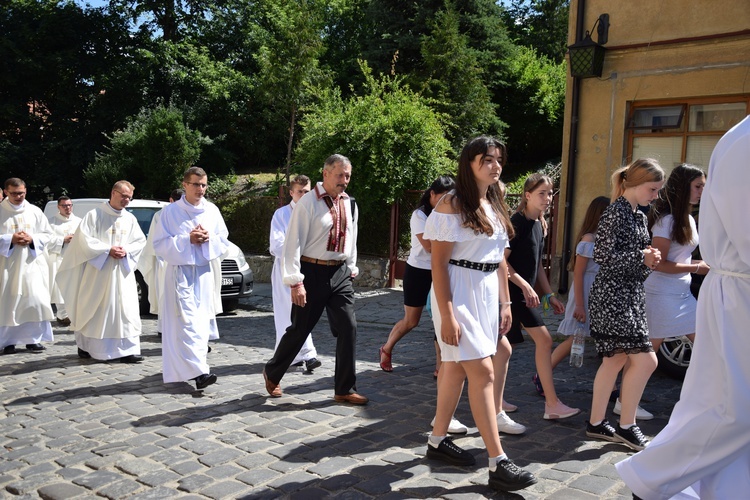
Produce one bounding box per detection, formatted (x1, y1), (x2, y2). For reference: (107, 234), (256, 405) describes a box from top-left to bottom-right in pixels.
(305, 358), (322, 371)
(194, 373), (217, 390)
(26, 343), (46, 352)
(3, 345), (17, 355)
(207, 345), (212, 353)
(119, 355), (144, 363)
(78, 348), (91, 359)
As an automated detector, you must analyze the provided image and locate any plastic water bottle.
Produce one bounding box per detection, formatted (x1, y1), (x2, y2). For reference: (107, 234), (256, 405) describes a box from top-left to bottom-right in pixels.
(569, 323), (585, 368)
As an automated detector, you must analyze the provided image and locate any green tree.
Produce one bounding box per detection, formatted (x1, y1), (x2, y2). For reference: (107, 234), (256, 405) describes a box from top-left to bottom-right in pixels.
(251, 0), (331, 180)
(84, 105), (210, 198)
(420, 3), (500, 148)
(496, 45), (566, 165)
(0, 0), (150, 197)
(295, 62), (452, 254)
(500, 0), (570, 63)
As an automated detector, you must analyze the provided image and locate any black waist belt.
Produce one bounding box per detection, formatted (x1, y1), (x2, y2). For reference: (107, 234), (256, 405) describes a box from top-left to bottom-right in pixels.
(448, 259), (500, 273)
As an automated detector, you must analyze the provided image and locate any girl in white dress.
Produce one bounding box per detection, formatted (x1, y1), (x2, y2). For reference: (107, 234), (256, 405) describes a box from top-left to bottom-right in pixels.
(424, 136), (536, 492)
(645, 164), (709, 354)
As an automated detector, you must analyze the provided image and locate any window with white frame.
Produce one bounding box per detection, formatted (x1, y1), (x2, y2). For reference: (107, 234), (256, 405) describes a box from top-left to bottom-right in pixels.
(626, 98), (749, 174)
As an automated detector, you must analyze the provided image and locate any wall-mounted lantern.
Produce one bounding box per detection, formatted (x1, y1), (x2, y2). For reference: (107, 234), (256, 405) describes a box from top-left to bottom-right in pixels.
(568, 14), (609, 78)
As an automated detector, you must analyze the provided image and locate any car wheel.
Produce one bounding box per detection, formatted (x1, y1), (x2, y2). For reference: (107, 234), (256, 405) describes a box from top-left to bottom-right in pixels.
(222, 298), (239, 313)
(656, 335), (692, 379)
(135, 271), (150, 316)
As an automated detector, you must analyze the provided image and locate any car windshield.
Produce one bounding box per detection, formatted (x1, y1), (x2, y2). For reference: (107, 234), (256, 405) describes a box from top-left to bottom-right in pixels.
(126, 207), (162, 237)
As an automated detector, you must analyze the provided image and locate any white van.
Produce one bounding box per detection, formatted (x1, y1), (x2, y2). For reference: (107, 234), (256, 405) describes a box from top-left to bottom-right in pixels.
(44, 198), (253, 313)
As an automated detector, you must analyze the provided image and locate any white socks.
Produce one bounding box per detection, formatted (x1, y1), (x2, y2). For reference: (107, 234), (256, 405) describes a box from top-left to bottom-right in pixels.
(488, 453), (508, 471)
(428, 435), (446, 448)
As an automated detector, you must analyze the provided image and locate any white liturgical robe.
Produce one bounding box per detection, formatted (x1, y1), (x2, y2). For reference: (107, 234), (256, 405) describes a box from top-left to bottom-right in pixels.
(56, 201), (146, 360)
(138, 210), (166, 323)
(617, 115), (750, 499)
(47, 211), (82, 318)
(152, 197), (228, 383)
(0, 199), (55, 346)
(270, 201), (316, 364)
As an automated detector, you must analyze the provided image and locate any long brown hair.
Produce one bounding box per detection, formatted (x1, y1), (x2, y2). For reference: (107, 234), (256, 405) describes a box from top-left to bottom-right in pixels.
(647, 164), (704, 246)
(454, 135), (514, 239)
(567, 196), (609, 271)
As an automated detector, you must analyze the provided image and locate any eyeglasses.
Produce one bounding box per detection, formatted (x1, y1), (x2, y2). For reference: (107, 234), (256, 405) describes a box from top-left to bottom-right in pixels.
(59, 204), (73, 208)
(186, 182), (208, 189)
(113, 190), (133, 201)
(7, 191), (26, 196)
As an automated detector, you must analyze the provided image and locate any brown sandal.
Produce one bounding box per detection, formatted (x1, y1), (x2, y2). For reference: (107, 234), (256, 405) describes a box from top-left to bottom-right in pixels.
(379, 345), (393, 372)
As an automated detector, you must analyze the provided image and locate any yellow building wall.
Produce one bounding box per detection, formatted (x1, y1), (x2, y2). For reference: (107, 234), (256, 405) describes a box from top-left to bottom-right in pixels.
(557, 0), (750, 288)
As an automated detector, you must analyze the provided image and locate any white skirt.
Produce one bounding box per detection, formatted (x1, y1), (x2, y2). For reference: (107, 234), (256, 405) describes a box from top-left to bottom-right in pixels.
(431, 266), (498, 362)
(645, 286), (697, 339)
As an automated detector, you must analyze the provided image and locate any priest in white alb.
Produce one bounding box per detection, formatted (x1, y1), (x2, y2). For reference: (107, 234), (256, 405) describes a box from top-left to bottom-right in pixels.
(1, 178), (55, 354)
(47, 196), (81, 326)
(152, 167), (229, 390)
(617, 115), (750, 499)
(270, 174), (320, 372)
(138, 188), (184, 333)
(57, 180), (147, 363)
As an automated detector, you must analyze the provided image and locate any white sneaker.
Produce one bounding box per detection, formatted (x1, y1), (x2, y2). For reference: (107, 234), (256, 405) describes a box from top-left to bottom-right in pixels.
(614, 399), (654, 421)
(496, 411), (526, 435)
(430, 416), (469, 435)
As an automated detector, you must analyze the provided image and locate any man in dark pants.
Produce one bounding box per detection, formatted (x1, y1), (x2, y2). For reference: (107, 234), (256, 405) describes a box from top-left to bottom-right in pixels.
(262, 154), (368, 405)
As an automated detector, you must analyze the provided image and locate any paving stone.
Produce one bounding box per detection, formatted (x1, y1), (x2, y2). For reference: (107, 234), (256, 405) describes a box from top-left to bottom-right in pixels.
(177, 474), (215, 493)
(265, 470), (319, 492)
(0, 284), (686, 499)
(197, 448), (245, 467)
(97, 478), (144, 499)
(4, 473), (58, 495)
(55, 451), (98, 467)
(200, 480), (249, 499)
(37, 482), (90, 499)
(55, 467), (89, 480)
(235, 468), (283, 487)
(19, 461), (58, 478)
(136, 468), (181, 487)
(204, 463), (243, 480)
(72, 470), (124, 490)
(169, 461), (206, 476)
(127, 486), (184, 499)
(307, 457), (360, 476)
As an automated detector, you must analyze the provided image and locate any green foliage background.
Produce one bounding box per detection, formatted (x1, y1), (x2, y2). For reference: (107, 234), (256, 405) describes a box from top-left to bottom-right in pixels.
(293, 64), (454, 255)
(2, 0), (570, 255)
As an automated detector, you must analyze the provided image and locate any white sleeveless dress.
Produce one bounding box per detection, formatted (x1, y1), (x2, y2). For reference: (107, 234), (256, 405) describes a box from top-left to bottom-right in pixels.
(424, 201), (509, 362)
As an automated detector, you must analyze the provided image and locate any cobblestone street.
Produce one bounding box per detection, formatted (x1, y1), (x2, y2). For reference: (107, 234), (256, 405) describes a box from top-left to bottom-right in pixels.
(0, 283), (683, 499)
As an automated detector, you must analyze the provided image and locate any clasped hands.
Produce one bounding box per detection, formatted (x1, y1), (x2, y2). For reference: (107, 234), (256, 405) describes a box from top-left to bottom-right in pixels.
(109, 246), (127, 259)
(643, 245), (662, 270)
(190, 224), (210, 245)
(11, 231), (32, 246)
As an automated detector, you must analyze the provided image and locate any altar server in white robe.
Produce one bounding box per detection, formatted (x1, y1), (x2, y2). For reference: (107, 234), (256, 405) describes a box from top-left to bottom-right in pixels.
(1, 178), (55, 354)
(270, 174), (321, 372)
(47, 196), (81, 326)
(617, 114), (750, 500)
(138, 188), (184, 333)
(153, 167), (228, 390)
(57, 181), (146, 363)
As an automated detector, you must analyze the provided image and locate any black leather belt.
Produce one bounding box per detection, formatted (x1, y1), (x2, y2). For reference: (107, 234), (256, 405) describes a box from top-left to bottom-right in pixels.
(449, 259), (500, 273)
